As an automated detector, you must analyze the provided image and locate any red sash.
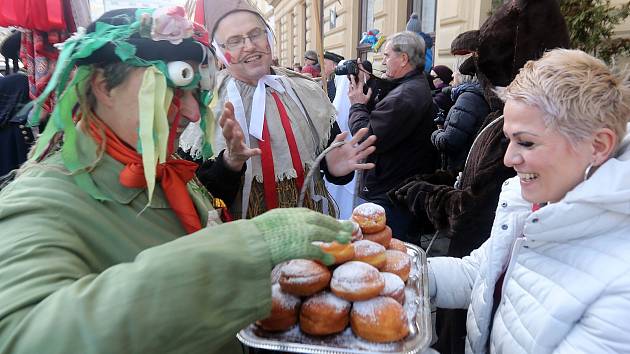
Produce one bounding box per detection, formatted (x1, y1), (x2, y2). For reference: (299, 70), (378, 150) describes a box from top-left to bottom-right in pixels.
(257, 91), (305, 210)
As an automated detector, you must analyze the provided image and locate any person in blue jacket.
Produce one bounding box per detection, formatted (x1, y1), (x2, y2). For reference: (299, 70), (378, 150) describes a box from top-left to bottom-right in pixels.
(406, 12), (433, 73)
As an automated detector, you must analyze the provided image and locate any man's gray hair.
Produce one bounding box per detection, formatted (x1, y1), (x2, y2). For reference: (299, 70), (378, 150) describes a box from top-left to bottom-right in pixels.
(386, 31), (426, 69)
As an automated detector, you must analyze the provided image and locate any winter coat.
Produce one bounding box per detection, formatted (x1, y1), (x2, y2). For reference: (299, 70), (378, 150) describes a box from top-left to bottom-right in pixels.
(399, 83), (515, 259)
(349, 70), (439, 198)
(431, 82), (489, 173)
(0, 130), (273, 353)
(428, 129), (630, 353)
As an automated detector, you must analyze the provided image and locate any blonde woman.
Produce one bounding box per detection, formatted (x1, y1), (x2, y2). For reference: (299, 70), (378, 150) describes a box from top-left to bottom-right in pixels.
(428, 49), (630, 353)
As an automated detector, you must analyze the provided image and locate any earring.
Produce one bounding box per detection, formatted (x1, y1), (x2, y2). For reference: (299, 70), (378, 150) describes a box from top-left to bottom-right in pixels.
(584, 162), (594, 181)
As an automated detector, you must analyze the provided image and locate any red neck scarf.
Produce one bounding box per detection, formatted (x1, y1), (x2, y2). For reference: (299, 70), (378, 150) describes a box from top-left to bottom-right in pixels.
(88, 119), (202, 234)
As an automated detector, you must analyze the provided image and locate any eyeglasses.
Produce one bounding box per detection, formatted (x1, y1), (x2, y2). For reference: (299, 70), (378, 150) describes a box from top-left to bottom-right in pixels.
(218, 27), (267, 51)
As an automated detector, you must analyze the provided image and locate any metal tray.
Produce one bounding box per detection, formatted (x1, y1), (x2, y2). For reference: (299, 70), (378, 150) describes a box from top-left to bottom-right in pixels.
(237, 243), (431, 354)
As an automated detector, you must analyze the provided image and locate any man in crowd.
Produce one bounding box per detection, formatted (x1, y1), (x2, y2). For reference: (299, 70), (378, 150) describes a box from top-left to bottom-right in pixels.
(322, 50), (344, 101)
(348, 31), (439, 241)
(196, 0), (376, 219)
(0, 7), (353, 354)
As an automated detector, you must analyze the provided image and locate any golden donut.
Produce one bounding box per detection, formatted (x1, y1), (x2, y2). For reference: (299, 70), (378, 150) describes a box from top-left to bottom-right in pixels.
(363, 225), (392, 248)
(330, 261), (384, 301)
(379, 272), (405, 304)
(381, 250), (412, 282)
(317, 241), (355, 265)
(352, 240), (387, 269)
(299, 291), (351, 335)
(257, 283), (301, 332)
(279, 259), (331, 296)
(352, 203), (386, 234)
(350, 296), (409, 342)
(387, 238), (407, 253)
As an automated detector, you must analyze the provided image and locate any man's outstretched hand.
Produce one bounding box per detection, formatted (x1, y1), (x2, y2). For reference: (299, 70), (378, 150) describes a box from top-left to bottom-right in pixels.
(220, 101), (261, 171)
(324, 127), (376, 177)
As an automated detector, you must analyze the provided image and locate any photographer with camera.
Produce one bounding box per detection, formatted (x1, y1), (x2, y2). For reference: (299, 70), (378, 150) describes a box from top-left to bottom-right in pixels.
(347, 31), (439, 242)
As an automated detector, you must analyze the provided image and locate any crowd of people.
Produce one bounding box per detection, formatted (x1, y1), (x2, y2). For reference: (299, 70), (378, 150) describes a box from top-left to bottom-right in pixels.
(0, 0), (629, 353)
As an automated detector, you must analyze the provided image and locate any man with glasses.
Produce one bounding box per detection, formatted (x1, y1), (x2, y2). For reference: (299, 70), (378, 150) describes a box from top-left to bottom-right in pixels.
(189, 0), (376, 219)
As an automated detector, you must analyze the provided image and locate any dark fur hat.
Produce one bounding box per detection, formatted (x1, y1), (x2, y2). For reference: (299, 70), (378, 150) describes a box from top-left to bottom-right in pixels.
(450, 0), (570, 87)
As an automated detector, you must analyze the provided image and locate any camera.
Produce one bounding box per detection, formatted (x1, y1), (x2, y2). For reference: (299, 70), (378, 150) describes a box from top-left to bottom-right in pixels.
(335, 60), (359, 76)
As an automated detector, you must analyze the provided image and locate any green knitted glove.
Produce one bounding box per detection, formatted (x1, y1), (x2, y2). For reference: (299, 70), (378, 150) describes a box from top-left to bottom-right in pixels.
(252, 208), (353, 266)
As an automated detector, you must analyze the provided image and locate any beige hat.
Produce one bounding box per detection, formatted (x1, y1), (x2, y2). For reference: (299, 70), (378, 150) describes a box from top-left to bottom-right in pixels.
(203, 0), (264, 40)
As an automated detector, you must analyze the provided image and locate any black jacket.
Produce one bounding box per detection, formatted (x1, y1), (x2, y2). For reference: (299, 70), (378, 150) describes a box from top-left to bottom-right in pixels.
(431, 82), (489, 173)
(349, 70), (439, 198)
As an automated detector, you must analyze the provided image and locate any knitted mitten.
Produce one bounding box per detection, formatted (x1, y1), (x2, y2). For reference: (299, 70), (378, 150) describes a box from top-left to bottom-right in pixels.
(252, 208), (352, 266)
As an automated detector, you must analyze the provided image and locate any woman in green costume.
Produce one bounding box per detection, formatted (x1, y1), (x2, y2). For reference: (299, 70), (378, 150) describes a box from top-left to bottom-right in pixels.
(0, 7), (352, 353)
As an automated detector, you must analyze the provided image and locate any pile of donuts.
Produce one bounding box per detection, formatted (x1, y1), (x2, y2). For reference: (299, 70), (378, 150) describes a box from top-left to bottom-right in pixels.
(257, 203), (413, 343)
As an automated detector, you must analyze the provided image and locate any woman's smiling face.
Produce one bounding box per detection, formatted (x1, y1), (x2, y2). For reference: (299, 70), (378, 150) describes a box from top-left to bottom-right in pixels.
(502, 99), (593, 203)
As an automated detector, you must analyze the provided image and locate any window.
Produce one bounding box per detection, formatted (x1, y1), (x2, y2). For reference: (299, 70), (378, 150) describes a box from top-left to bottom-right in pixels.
(360, 0), (375, 34)
(408, 0), (437, 34)
(358, 0), (375, 60)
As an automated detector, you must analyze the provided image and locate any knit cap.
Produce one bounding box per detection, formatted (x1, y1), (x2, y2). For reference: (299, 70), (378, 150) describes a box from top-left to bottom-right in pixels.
(406, 13), (422, 33)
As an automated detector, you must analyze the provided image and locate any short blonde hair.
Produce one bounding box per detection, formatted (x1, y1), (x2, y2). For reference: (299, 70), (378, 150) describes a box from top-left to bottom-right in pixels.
(503, 49), (630, 149)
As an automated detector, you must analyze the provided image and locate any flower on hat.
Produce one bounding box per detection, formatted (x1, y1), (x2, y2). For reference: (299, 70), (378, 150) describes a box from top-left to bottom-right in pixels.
(151, 6), (194, 44)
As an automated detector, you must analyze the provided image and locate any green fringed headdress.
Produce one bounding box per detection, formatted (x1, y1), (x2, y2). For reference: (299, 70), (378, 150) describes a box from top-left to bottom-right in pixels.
(29, 6), (216, 203)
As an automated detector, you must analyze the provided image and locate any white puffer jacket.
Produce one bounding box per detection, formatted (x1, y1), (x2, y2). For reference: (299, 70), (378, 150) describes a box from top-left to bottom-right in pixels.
(428, 130), (630, 354)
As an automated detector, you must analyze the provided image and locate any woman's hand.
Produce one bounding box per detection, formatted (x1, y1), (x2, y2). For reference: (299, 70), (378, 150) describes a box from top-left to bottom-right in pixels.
(324, 127), (376, 177)
(220, 102), (261, 171)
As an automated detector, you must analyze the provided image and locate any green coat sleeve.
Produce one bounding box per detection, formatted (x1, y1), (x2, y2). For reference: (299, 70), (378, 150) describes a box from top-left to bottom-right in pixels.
(0, 174), (272, 354)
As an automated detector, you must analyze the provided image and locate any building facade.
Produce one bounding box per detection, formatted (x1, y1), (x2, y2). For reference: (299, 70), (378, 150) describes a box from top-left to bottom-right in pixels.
(264, 0), (629, 72)
(264, 0), (491, 71)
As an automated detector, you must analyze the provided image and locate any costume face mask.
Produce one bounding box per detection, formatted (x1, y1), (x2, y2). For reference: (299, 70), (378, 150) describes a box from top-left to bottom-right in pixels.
(28, 6), (216, 203)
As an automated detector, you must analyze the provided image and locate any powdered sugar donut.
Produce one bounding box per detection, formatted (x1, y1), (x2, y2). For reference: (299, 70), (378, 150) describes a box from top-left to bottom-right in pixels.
(387, 238), (407, 253)
(299, 291), (351, 335)
(330, 261), (384, 301)
(279, 259), (331, 296)
(379, 272), (405, 304)
(350, 296), (409, 342)
(363, 225), (392, 248)
(381, 250), (411, 282)
(352, 240), (387, 269)
(257, 283), (301, 331)
(352, 203), (386, 233)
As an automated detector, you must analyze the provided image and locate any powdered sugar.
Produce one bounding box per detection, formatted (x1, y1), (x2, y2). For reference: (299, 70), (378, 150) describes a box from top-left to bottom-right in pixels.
(352, 202), (385, 217)
(352, 296), (406, 325)
(304, 291), (351, 312)
(272, 283), (301, 310)
(381, 272), (405, 294)
(384, 250), (411, 269)
(280, 260), (330, 285)
(241, 244), (430, 353)
(331, 261), (383, 292)
(353, 240), (386, 257)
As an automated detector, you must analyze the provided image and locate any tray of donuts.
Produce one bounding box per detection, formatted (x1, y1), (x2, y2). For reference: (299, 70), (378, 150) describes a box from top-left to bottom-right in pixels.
(237, 203), (431, 354)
